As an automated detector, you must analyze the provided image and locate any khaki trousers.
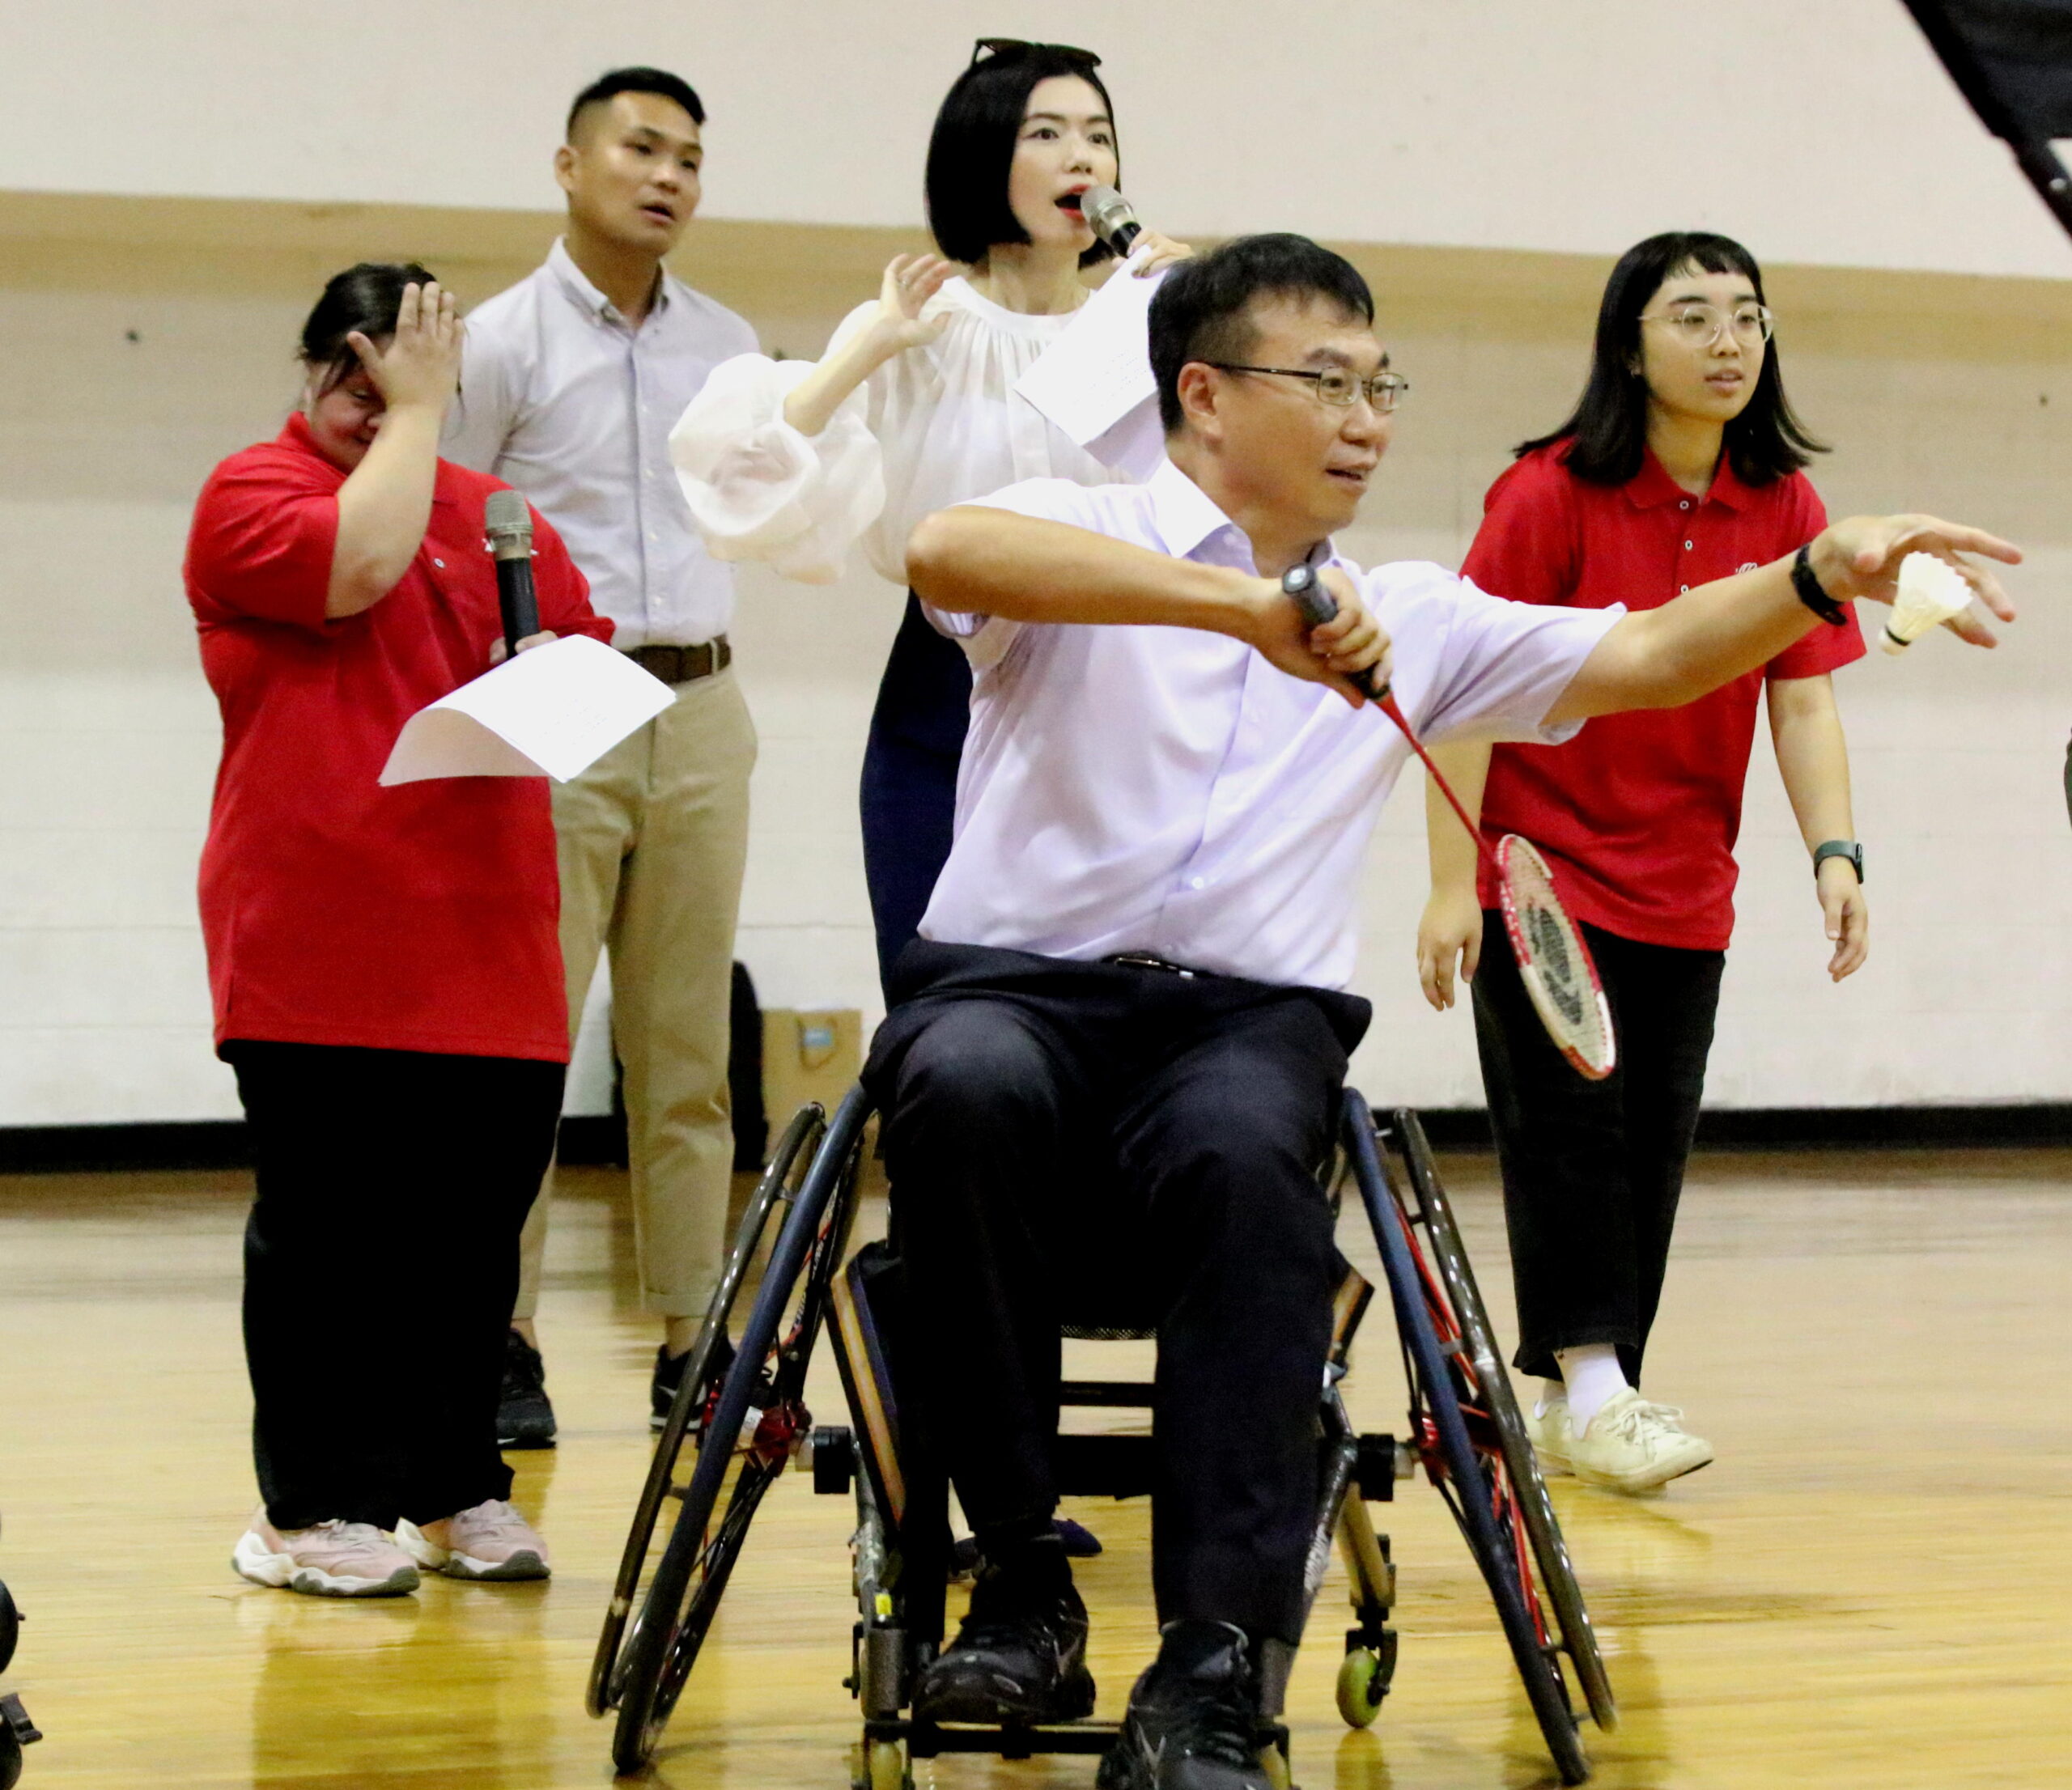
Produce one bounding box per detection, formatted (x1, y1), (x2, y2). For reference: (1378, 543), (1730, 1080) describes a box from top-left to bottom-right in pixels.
(514, 667), (756, 1321)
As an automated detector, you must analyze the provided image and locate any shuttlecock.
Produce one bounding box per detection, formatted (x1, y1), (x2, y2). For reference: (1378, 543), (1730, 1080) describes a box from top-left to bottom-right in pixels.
(1881, 553), (1971, 655)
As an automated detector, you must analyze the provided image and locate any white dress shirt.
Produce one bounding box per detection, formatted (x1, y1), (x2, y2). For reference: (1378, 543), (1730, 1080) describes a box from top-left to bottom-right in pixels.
(917, 460), (1625, 991)
(669, 277), (1129, 587)
(444, 239), (758, 649)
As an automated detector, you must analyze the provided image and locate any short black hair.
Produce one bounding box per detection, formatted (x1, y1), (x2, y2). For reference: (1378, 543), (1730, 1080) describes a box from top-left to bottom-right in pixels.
(1149, 234), (1375, 432)
(1520, 230), (1824, 486)
(298, 261), (437, 394)
(924, 44), (1118, 268)
(567, 66), (706, 139)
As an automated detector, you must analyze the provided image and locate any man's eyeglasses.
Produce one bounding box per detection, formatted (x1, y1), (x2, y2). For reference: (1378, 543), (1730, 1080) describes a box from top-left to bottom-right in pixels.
(970, 38), (1102, 69)
(1203, 363), (1411, 414)
(1641, 303), (1775, 348)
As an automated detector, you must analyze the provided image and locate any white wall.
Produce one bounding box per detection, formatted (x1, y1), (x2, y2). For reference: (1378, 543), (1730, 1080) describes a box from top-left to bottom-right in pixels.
(3, 0), (2070, 278)
(3, 0), (2071, 1126)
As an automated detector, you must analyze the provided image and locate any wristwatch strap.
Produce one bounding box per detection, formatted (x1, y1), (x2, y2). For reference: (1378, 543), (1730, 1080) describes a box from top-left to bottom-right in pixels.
(1791, 544), (1848, 626)
(1813, 839), (1864, 884)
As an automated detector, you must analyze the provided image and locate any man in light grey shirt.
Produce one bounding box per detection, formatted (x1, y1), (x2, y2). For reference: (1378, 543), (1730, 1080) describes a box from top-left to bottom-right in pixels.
(444, 66), (758, 1442)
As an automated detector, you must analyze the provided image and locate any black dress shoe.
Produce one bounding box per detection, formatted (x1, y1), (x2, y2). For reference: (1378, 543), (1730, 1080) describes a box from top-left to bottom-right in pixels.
(497, 1329), (556, 1450)
(913, 1561), (1096, 1725)
(1097, 1620), (1275, 1790)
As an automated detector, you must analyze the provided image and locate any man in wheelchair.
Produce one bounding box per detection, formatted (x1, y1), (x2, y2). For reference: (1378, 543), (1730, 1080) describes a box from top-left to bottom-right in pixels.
(874, 234), (2015, 1790)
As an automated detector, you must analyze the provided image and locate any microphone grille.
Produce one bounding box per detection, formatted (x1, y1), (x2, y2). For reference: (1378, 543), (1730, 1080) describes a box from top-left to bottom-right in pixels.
(1081, 185), (1134, 233)
(484, 489), (531, 538)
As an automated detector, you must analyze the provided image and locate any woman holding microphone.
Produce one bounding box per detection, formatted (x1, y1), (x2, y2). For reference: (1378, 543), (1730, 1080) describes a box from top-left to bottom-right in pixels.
(671, 39), (1190, 989)
(186, 263), (611, 1595)
(1416, 232), (1887, 1495)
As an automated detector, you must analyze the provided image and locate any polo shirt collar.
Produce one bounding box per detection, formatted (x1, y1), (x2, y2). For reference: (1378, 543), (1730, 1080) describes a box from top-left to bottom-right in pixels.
(547, 236), (669, 327)
(1627, 445), (1751, 513)
(1147, 457), (1340, 568)
(280, 408), (461, 508)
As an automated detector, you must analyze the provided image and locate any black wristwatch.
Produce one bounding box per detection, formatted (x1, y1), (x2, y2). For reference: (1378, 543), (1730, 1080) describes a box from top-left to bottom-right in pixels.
(1813, 840), (1864, 884)
(1791, 544), (1848, 627)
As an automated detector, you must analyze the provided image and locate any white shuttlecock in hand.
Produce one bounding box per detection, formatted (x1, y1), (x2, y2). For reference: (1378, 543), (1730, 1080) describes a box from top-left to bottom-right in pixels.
(1881, 553), (1972, 655)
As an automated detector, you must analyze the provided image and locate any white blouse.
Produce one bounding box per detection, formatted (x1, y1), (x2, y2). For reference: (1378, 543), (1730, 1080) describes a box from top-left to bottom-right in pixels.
(668, 276), (1129, 588)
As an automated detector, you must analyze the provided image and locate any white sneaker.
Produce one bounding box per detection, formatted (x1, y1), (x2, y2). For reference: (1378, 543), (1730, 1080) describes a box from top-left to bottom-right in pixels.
(1568, 1389), (1713, 1495)
(233, 1512), (419, 1597)
(1524, 1396), (1575, 1474)
(396, 1499), (550, 1581)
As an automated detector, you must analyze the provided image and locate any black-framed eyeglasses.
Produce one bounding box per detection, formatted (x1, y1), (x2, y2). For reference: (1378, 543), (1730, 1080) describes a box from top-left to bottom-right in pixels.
(971, 37), (1102, 69)
(1204, 363), (1410, 414)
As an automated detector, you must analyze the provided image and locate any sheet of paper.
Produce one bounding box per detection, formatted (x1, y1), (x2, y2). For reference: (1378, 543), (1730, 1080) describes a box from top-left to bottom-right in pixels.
(379, 633), (677, 786)
(1014, 256), (1170, 478)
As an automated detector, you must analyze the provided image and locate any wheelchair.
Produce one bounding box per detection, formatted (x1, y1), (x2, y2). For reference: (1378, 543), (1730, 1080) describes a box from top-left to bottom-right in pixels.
(590, 1086), (1616, 1787)
(0, 1518), (40, 1790)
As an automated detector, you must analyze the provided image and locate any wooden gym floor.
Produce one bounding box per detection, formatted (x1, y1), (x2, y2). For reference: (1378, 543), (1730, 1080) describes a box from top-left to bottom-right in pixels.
(0, 1144), (2067, 1788)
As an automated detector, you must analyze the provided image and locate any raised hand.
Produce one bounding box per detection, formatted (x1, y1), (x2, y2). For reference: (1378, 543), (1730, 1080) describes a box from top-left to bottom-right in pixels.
(1815, 515), (2021, 647)
(345, 281), (463, 418)
(866, 253), (958, 354)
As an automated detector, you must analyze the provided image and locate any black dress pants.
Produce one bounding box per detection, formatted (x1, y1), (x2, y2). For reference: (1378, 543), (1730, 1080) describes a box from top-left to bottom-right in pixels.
(1470, 916), (1724, 1385)
(858, 594), (973, 996)
(865, 944), (1369, 1644)
(227, 1041), (565, 1530)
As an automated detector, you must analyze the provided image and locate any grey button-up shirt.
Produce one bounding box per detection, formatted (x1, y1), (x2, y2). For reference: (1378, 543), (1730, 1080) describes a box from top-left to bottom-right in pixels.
(444, 239), (758, 649)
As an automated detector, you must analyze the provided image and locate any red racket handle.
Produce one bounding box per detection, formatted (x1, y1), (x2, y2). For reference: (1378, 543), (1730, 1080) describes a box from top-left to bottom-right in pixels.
(1376, 693), (1501, 878)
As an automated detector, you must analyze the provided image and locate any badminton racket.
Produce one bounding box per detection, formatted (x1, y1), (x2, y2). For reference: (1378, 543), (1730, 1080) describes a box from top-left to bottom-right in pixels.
(1287, 578), (1616, 1080)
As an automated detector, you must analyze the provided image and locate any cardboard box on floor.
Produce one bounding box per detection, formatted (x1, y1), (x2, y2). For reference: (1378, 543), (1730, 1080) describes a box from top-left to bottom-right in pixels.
(761, 1007), (863, 1129)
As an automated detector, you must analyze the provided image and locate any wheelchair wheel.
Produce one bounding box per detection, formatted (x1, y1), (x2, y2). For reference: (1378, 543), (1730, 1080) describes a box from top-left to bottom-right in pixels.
(609, 1088), (873, 1775)
(1387, 1109), (1616, 1733)
(588, 1101), (827, 1720)
(1343, 1092), (1591, 1787)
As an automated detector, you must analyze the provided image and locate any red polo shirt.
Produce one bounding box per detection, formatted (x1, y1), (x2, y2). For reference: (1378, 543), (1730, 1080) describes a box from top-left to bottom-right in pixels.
(185, 414), (614, 1061)
(1462, 442), (1864, 952)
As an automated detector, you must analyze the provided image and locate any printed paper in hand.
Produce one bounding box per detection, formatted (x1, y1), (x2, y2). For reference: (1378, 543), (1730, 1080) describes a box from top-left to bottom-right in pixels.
(1014, 257), (1170, 480)
(379, 634), (676, 786)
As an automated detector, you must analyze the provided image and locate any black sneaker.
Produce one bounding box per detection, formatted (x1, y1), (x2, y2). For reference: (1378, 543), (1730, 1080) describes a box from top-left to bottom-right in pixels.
(497, 1330), (556, 1450)
(913, 1557), (1096, 1726)
(1097, 1620), (1274, 1790)
(652, 1334), (740, 1433)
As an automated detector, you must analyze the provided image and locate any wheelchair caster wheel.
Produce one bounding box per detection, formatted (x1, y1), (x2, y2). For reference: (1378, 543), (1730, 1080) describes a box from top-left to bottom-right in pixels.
(1335, 1646), (1390, 1728)
(850, 1737), (911, 1790)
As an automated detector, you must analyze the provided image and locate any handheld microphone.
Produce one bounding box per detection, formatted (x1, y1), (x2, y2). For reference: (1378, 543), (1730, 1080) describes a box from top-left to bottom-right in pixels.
(1079, 185), (1142, 258)
(483, 489), (540, 660)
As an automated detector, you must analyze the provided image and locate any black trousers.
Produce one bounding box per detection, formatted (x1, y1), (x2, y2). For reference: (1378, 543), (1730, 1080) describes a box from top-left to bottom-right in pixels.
(227, 1041), (566, 1530)
(865, 944), (1369, 1644)
(1471, 916), (1724, 1385)
(858, 594), (973, 996)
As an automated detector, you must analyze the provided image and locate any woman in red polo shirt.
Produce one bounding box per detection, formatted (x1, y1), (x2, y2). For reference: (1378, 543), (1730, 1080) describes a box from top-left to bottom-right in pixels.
(186, 263), (611, 1595)
(1417, 232), (1867, 1495)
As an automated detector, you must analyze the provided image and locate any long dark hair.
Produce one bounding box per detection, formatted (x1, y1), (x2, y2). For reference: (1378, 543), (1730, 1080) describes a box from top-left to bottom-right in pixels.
(1520, 231), (1824, 487)
(299, 261), (436, 395)
(923, 40), (1119, 269)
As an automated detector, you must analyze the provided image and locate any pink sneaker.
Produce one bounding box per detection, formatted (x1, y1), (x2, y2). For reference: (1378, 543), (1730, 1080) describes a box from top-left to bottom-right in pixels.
(232, 1511), (419, 1597)
(395, 1499), (550, 1581)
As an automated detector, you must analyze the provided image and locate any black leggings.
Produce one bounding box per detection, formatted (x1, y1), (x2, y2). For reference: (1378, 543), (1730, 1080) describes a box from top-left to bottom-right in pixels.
(1470, 917), (1724, 1385)
(227, 1041), (564, 1530)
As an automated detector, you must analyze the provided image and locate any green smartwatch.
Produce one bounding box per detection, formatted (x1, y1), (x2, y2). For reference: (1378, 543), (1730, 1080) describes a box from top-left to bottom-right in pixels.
(1813, 840), (1864, 884)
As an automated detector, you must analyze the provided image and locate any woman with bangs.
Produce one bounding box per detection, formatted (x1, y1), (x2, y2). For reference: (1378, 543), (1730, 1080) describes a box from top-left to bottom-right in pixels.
(1416, 232), (1886, 1497)
(671, 38), (1189, 990)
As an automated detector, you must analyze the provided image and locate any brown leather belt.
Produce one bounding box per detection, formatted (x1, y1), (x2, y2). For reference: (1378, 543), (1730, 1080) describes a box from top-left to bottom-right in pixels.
(626, 637), (732, 684)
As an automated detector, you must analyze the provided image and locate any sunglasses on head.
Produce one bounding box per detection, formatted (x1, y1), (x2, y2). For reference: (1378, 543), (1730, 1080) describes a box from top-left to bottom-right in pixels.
(970, 37), (1102, 69)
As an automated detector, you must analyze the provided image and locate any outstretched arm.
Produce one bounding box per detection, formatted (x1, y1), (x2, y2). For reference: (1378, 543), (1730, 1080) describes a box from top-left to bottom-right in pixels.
(906, 505), (1388, 706)
(1548, 515), (2019, 724)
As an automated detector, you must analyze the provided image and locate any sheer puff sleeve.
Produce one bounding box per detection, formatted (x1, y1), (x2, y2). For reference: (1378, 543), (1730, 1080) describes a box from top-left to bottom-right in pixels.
(669, 305), (886, 587)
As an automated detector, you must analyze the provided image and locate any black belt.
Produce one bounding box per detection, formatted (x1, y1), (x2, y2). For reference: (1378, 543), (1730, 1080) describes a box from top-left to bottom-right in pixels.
(626, 637), (731, 684)
(1104, 952), (1202, 980)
